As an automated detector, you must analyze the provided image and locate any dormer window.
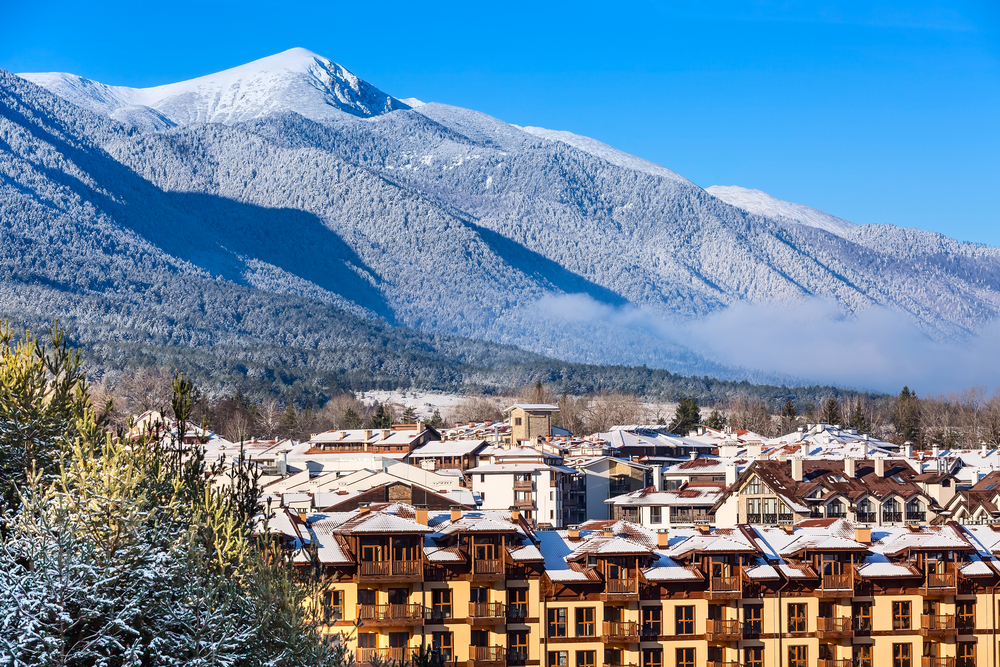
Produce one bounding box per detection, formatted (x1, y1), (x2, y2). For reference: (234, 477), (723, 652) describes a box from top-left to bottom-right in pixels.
(827, 500), (845, 518)
(746, 476), (764, 495)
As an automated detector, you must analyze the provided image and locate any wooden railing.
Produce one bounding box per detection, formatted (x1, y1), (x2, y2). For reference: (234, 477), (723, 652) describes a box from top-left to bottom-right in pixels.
(603, 621), (640, 639)
(473, 558), (504, 575)
(469, 646), (506, 662)
(605, 578), (635, 594)
(921, 614), (956, 631)
(356, 604), (426, 622)
(603, 663), (638, 667)
(358, 647), (409, 664)
(711, 575), (741, 592)
(706, 618), (741, 636)
(821, 573), (852, 590)
(926, 571), (956, 588)
(817, 660), (852, 667)
(358, 559), (422, 577)
(817, 617), (852, 634)
(706, 662), (739, 667)
(469, 602), (505, 618)
(921, 658), (955, 667)
(512, 480), (533, 490)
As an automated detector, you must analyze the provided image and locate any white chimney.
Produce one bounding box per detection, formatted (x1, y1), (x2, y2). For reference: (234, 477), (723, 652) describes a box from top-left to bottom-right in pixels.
(791, 457), (804, 482)
(932, 444), (940, 458)
(689, 451), (698, 461)
(726, 462), (738, 486)
(904, 443), (913, 459)
(845, 458), (856, 478)
(800, 442), (808, 457)
(651, 464), (663, 492)
(875, 458), (886, 478)
(982, 444), (989, 458)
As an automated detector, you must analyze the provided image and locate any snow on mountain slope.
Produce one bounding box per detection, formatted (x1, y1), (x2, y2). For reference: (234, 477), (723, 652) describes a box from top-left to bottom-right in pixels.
(706, 185), (857, 237)
(19, 48), (408, 126)
(521, 126), (691, 184)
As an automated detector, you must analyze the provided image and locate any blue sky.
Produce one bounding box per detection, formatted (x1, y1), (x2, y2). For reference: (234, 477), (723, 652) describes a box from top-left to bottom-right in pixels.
(2, 0), (998, 244)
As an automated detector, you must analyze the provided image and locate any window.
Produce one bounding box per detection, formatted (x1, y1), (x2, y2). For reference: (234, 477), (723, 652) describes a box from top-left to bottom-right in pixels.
(746, 476), (764, 494)
(641, 648), (662, 667)
(743, 604), (763, 634)
(548, 608), (567, 637)
(358, 589), (377, 606)
(893, 643), (912, 667)
(675, 648), (695, 667)
(508, 588), (527, 619)
(509, 630), (528, 661)
(650, 506), (662, 524)
(515, 417), (523, 426)
(958, 642), (977, 667)
(432, 632), (453, 662)
(575, 607), (595, 637)
(388, 588), (408, 605)
(641, 606), (662, 636)
(470, 586), (490, 603)
(787, 603), (806, 632)
(675, 605), (694, 635)
(853, 601), (872, 632)
(853, 645), (872, 667)
(957, 600), (975, 631)
(828, 500), (845, 517)
(605, 649), (623, 666)
(548, 651), (568, 667)
(744, 647), (764, 667)
(470, 630), (489, 647)
(388, 632), (409, 648)
(892, 601), (911, 630)
(708, 604), (724, 620)
(321, 590), (344, 623)
(788, 646), (807, 667)
(432, 588), (452, 619)
(358, 633), (377, 648)
(575, 651), (596, 667)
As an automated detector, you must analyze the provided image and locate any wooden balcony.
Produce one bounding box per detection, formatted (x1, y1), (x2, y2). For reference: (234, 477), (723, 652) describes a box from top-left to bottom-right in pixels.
(922, 658), (955, 667)
(602, 620), (641, 642)
(817, 660), (852, 667)
(512, 480), (533, 490)
(706, 662), (739, 667)
(922, 571), (957, 595)
(603, 663), (638, 667)
(920, 614), (957, 637)
(468, 645), (506, 666)
(356, 603), (426, 626)
(818, 573), (853, 593)
(357, 559), (423, 582)
(816, 617), (853, 639)
(468, 602), (506, 624)
(708, 575), (742, 599)
(471, 558), (505, 581)
(601, 578), (638, 601)
(705, 618), (741, 640)
(358, 647), (409, 665)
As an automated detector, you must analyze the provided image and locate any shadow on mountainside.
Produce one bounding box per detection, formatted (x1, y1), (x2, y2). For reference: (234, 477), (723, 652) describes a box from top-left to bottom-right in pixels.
(0, 88), (394, 323)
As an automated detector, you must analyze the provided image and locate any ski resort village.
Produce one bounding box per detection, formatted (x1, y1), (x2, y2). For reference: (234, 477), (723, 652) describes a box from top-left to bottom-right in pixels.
(133, 403), (1000, 667)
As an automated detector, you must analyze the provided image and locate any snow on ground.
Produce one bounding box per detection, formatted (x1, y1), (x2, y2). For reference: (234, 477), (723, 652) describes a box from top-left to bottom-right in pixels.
(706, 185), (857, 237)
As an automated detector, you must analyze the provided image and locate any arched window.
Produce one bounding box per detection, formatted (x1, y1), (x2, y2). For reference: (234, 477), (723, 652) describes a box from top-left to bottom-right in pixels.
(827, 500), (845, 518)
(857, 498), (875, 523)
(883, 499), (901, 523)
(906, 498), (924, 521)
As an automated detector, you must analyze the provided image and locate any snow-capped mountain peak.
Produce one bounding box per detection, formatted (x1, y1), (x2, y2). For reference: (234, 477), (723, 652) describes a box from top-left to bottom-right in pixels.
(706, 185), (858, 237)
(19, 47), (408, 128)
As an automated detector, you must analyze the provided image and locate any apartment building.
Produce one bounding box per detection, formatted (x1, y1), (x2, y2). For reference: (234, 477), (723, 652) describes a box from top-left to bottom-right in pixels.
(265, 503), (996, 667)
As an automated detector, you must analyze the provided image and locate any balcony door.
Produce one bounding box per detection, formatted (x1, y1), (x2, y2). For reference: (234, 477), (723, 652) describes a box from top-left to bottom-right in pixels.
(360, 542), (384, 562)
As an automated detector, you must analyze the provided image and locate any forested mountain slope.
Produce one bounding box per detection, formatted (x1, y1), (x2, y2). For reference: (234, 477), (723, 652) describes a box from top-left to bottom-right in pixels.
(5, 48), (1000, 394)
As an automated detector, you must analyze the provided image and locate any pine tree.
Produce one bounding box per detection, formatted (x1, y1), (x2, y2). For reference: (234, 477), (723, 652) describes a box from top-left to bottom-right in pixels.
(705, 410), (727, 431)
(401, 406), (417, 423)
(780, 400), (797, 433)
(342, 407), (363, 429)
(848, 401), (871, 434)
(821, 397), (841, 425)
(894, 386), (922, 444)
(669, 397), (701, 435)
(281, 403), (298, 437)
(369, 402), (392, 429)
(427, 409), (445, 429)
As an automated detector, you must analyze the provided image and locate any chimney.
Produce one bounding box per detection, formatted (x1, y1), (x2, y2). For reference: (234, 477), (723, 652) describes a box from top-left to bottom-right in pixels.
(657, 529), (670, 548)
(983, 444), (989, 458)
(844, 458), (856, 479)
(358, 502), (371, 515)
(854, 527), (871, 544)
(689, 451), (698, 461)
(603, 527), (614, 538)
(651, 464), (663, 491)
(791, 457), (804, 482)
(450, 506), (462, 523)
(415, 504), (428, 526)
(800, 441), (808, 457)
(874, 458), (885, 478)
(381, 429), (390, 440)
(726, 462), (738, 486)
(297, 509), (308, 523)
(511, 507), (521, 521)
(904, 443), (913, 459)
(932, 444), (940, 458)
(568, 527), (581, 541)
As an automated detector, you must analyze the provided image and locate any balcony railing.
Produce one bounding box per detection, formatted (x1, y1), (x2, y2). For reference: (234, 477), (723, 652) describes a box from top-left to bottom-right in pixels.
(357, 604), (426, 623)
(711, 575), (741, 592)
(706, 662), (739, 667)
(762, 513), (778, 524)
(358, 559), (422, 578)
(816, 616), (853, 637)
(705, 618), (741, 638)
(603, 663), (638, 667)
(469, 602), (505, 619)
(857, 512), (877, 523)
(747, 513), (762, 523)
(922, 658), (955, 667)
(777, 513), (794, 525)
(472, 558), (504, 575)
(512, 480), (533, 490)
(820, 573), (852, 590)
(605, 578), (635, 594)
(957, 617), (975, 632)
(925, 571), (957, 589)
(883, 511), (903, 523)
(469, 646), (506, 663)
(921, 614), (957, 634)
(603, 620), (641, 640)
(817, 660), (852, 667)
(907, 511), (927, 522)
(358, 647), (409, 664)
